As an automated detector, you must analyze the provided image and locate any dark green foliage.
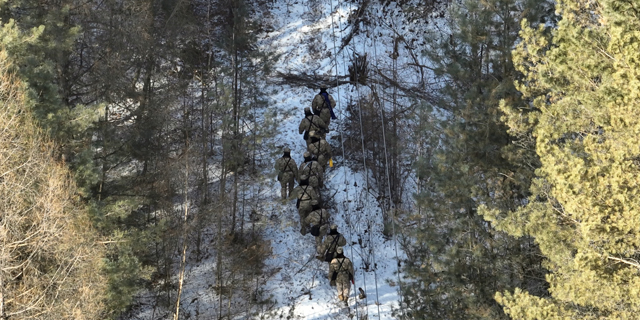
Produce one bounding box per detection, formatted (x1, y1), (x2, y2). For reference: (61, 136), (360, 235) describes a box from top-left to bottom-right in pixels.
(0, 1), (102, 196)
(0, 40), (108, 319)
(484, 0), (640, 318)
(400, 0), (554, 318)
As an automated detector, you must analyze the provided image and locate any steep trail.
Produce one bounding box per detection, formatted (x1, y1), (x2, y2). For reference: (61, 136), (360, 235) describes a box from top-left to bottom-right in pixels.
(122, 0), (416, 318)
(260, 0), (407, 317)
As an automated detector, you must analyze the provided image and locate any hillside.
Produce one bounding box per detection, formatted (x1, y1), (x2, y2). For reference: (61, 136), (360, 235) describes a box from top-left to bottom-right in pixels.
(124, 0), (427, 318)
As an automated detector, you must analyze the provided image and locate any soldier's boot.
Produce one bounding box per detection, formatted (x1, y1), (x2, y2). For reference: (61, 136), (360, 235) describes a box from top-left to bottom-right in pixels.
(280, 187), (287, 200)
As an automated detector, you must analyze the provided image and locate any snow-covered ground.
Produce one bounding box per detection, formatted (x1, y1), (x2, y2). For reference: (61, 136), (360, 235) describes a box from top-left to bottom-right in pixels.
(126, 0), (431, 318)
(256, 1), (409, 318)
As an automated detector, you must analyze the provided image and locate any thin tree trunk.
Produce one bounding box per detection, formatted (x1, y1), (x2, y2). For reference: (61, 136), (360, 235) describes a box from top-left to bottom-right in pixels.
(232, 174), (238, 236)
(141, 55), (154, 176)
(198, 70), (210, 261)
(217, 199), (224, 320)
(98, 105), (109, 202)
(174, 100), (191, 320)
(174, 241), (188, 320)
(227, 271), (234, 317)
(240, 178), (245, 234)
(1, 241), (5, 320)
(230, 19), (239, 236)
(252, 73), (257, 170)
(391, 35), (401, 207)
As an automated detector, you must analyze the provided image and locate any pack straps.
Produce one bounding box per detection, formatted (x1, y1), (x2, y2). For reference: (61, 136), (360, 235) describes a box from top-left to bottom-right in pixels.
(324, 233), (341, 257)
(321, 92), (337, 120)
(331, 256), (348, 281)
(307, 115), (317, 133)
(302, 161), (312, 173)
(328, 233), (340, 254)
(300, 185), (313, 200)
(337, 257), (346, 272)
(309, 142), (320, 155)
(282, 158), (293, 172)
(310, 141), (327, 157)
(303, 161), (319, 177)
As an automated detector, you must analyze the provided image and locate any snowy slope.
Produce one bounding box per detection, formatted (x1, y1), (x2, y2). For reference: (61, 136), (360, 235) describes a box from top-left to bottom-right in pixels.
(258, 1), (409, 319)
(124, 0), (432, 318)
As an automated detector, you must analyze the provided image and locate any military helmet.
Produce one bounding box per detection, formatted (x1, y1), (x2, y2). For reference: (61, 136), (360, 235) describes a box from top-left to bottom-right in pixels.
(300, 175), (309, 181)
(304, 151), (311, 158)
(319, 78), (330, 90)
(304, 107), (311, 113)
(309, 130), (318, 138)
(336, 247), (344, 254)
(311, 199), (319, 206)
(330, 224), (338, 230)
(283, 147), (291, 153)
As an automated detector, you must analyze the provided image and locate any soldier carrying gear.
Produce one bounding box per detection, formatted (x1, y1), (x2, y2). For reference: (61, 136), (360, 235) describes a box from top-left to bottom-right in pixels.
(307, 131), (332, 168)
(321, 224), (347, 261)
(312, 88), (337, 127)
(299, 107), (327, 147)
(274, 148), (298, 200)
(304, 200), (331, 255)
(290, 175), (321, 234)
(329, 247), (354, 303)
(299, 151), (324, 189)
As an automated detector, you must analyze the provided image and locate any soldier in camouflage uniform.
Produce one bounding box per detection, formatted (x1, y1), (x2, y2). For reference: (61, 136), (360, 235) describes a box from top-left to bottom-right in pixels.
(307, 131), (332, 167)
(312, 88), (336, 128)
(304, 200), (331, 255)
(274, 148), (298, 200)
(298, 152), (324, 189)
(321, 224), (347, 261)
(299, 107), (327, 146)
(329, 247), (354, 302)
(290, 175), (321, 234)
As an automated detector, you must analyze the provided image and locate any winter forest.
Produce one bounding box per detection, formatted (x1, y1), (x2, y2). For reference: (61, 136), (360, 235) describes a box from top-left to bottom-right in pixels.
(2, 0), (640, 319)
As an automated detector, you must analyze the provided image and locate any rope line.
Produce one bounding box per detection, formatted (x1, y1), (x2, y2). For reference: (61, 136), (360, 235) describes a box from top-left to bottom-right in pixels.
(328, 0), (361, 318)
(349, 8), (383, 318)
(289, 1), (407, 318)
(335, 0), (375, 318)
(372, 11), (406, 318)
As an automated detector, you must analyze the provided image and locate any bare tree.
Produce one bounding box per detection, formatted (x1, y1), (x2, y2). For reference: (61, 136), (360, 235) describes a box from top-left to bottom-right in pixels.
(0, 51), (107, 319)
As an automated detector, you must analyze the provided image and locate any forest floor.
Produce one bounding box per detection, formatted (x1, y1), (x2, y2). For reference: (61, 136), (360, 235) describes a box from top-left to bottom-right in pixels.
(256, 1), (406, 318)
(128, 0), (410, 319)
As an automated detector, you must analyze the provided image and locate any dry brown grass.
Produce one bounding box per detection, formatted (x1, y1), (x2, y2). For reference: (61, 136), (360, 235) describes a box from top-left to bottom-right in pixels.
(0, 49), (107, 319)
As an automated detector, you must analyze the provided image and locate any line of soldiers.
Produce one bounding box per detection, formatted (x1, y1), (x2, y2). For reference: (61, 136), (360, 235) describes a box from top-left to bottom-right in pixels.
(274, 88), (355, 304)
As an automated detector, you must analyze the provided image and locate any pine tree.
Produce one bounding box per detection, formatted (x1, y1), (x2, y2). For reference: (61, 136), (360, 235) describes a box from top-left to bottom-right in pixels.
(482, 0), (640, 318)
(0, 43), (107, 319)
(1, 0), (277, 317)
(0, 0), (103, 196)
(402, 0), (553, 318)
